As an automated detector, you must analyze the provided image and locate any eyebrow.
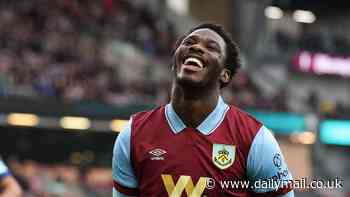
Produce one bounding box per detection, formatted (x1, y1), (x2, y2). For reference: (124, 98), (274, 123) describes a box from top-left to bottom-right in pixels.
(184, 35), (221, 48)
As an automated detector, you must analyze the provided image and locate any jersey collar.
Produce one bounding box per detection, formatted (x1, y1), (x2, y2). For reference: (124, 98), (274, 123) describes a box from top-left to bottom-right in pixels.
(165, 96), (229, 135)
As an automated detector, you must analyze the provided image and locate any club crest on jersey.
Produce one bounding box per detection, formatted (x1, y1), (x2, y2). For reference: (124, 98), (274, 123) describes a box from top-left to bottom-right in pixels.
(212, 144), (235, 170)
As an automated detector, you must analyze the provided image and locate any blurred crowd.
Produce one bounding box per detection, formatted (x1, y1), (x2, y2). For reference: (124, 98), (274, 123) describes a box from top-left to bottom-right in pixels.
(274, 28), (350, 118)
(7, 159), (111, 197)
(0, 0), (349, 115)
(0, 1), (349, 196)
(0, 0), (174, 105)
(0, 0), (291, 113)
(275, 28), (350, 56)
(223, 72), (289, 112)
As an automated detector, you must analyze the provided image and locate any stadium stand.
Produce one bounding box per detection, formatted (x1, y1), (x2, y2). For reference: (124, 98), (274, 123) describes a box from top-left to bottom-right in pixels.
(0, 0), (297, 113)
(0, 0), (349, 196)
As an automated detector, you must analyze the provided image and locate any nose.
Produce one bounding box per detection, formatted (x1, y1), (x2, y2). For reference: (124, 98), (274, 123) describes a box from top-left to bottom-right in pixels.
(189, 44), (204, 55)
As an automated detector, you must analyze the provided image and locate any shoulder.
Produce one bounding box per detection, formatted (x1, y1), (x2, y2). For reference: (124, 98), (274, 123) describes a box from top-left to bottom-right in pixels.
(227, 105), (263, 135)
(227, 105), (262, 124)
(246, 125), (294, 194)
(221, 105), (264, 157)
(131, 105), (166, 127)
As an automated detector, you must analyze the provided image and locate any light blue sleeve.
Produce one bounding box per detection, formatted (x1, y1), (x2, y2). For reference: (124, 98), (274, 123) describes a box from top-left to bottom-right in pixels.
(0, 159), (10, 180)
(112, 118), (138, 197)
(247, 126), (294, 196)
(280, 190), (295, 197)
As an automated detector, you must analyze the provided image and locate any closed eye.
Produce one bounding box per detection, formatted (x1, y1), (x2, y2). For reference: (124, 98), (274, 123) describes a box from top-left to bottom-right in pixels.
(207, 42), (221, 53)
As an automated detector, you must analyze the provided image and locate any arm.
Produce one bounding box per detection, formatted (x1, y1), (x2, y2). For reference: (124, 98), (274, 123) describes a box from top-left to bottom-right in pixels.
(112, 118), (139, 197)
(0, 160), (22, 197)
(246, 126), (294, 197)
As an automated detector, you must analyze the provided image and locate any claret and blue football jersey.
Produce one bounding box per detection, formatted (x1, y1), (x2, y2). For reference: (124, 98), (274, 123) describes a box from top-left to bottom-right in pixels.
(113, 97), (294, 196)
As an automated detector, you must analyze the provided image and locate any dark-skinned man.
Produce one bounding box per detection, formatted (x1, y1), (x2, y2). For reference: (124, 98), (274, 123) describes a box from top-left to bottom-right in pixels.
(113, 23), (294, 197)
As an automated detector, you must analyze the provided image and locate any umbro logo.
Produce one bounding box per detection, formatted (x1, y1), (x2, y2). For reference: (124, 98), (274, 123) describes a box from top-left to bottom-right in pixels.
(149, 148), (167, 160)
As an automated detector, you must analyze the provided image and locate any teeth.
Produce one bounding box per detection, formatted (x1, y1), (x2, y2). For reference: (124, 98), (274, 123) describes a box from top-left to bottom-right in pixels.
(184, 57), (203, 68)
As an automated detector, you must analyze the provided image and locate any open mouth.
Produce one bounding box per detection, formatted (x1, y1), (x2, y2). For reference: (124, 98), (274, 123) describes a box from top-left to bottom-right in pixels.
(183, 57), (204, 69)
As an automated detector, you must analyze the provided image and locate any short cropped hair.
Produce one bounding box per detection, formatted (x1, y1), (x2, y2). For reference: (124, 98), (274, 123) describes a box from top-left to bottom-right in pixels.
(174, 22), (242, 86)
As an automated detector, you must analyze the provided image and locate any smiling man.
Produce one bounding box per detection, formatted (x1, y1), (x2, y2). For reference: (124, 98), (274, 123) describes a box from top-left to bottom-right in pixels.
(113, 23), (294, 197)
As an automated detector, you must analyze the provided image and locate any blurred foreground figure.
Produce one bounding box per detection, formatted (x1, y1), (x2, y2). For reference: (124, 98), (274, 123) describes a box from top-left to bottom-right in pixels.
(0, 158), (22, 197)
(113, 23), (294, 197)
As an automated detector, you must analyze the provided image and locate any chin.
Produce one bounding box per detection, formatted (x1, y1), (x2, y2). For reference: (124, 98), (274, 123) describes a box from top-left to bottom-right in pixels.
(176, 76), (206, 89)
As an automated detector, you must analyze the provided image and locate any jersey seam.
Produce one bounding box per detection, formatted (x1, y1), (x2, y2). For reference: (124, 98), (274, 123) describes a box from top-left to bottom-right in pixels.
(129, 116), (139, 188)
(245, 125), (264, 178)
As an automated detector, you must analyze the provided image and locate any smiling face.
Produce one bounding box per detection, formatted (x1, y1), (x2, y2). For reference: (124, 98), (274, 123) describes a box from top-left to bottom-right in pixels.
(173, 28), (230, 89)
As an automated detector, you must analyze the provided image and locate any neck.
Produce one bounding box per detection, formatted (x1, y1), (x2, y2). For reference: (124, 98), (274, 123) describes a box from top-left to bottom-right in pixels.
(170, 83), (220, 128)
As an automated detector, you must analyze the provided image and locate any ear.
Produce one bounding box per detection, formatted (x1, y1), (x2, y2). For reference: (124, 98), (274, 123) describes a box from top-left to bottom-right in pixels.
(220, 68), (231, 84)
